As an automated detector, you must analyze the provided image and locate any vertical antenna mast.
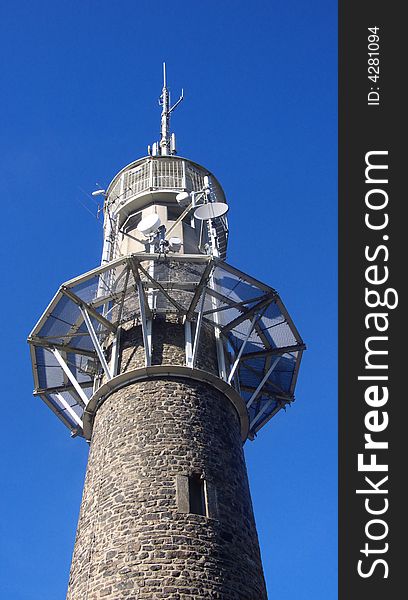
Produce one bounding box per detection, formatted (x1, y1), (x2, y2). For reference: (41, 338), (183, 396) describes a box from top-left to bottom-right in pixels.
(157, 62), (184, 156)
(159, 63), (170, 155)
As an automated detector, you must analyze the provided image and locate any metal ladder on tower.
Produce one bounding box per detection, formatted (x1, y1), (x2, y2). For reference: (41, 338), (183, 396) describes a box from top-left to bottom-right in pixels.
(213, 216), (228, 259)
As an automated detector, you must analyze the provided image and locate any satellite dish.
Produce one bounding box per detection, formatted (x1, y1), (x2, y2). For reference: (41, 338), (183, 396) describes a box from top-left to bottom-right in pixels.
(168, 237), (182, 252)
(194, 202), (229, 221)
(176, 191), (191, 207)
(137, 213), (161, 237)
(92, 189), (105, 196)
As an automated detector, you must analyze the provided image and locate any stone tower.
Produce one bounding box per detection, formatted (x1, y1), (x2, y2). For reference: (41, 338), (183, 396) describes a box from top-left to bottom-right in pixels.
(28, 66), (305, 599)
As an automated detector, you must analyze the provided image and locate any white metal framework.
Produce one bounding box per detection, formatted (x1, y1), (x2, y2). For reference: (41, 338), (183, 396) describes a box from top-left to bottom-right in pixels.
(28, 253), (305, 440)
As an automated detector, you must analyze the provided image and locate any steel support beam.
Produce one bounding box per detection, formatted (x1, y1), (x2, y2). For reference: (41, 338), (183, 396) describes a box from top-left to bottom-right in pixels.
(137, 280), (152, 366)
(117, 267), (131, 323)
(63, 255), (128, 288)
(203, 293), (269, 317)
(208, 272), (227, 381)
(191, 290), (206, 368)
(240, 383), (291, 401)
(221, 295), (275, 334)
(55, 393), (84, 429)
(218, 260), (275, 293)
(110, 326), (121, 377)
(184, 319), (192, 366)
(127, 258), (152, 318)
(61, 286), (116, 333)
(227, 313), (258, 384)
(253, 403), (289, 435)
(249, 398), (274, 430)
(80, 306), (113, 380)
(137, 262), (186, 314)
(186, 260), (214, 320)
(50, 348), (90, 407)
(214, 328), (227, 381)
(33, 381), (93, 396)
(164, 200), (193, 239)
(40, 393), (77, 431)
(239, 343), (306, 362)
(39, 331), (91, 340)
(246, 356), (281, 410)
(275, 296), (304, 345)
(143, 281), (197, 292)
(289, 348), (304, 396)
(28, 337), (96, 359)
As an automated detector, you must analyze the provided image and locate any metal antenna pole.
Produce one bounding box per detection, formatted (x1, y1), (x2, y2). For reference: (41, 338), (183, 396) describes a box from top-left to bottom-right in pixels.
(158, 62), (184, 156)
(160, 62), (170, 155)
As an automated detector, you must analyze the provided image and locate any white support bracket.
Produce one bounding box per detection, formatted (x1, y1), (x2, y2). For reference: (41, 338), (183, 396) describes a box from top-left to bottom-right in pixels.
(191, 290), (206, 368)
(60, 286), (116, 333)
(246, 356), (281, 410)
(51, 348), (90, 407)
(147, 319), (152, 362)
(227, 305), (269, 385)
(249, 398), (274, 430)
(208, 271), (227, 382)
(214, 326), (227, 381)
(55, 392), (84, 430)
(227, 313), (258, 385)
(184, 319), (193, 366)
(110, 326), (121, 377)
(137, 280), (152, 367)
(80, 306), (113, 380)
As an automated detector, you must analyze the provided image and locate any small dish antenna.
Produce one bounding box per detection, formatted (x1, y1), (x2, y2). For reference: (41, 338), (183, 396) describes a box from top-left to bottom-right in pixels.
(194, 202), (229, 221)
(168, 237), (182, 252)
(176, 191), (191, 208)
(137, 213), (162, 237)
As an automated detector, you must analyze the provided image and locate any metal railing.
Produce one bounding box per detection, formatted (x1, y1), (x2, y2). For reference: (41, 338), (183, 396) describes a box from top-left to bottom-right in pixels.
(107, 158), (213, 209)
(105, 157), (228, 260)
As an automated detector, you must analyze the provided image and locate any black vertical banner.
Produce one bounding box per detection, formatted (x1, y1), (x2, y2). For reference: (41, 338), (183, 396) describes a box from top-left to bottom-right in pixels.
(339, 2), (406, 599)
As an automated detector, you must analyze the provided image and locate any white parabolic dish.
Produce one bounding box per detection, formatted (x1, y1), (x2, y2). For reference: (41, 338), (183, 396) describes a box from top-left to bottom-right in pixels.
(175, 191), (190, 206)
(194, 202), (229, 221)
(137, 213), (161, 236)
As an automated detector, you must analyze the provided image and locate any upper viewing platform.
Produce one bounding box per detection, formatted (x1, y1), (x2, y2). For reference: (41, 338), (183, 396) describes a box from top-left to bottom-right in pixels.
(105, 155), (227, 225)
(99, 64), (229, 261)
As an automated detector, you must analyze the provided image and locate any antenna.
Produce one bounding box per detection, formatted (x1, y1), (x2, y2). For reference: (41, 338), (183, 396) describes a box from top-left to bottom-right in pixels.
(194, 202), (229, 221)
(137, 213), (162, 237)
(156, 62), (184, 156)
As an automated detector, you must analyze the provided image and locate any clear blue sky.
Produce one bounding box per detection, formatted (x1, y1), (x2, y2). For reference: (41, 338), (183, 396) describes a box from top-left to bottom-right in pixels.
(0, 1), (337, 598)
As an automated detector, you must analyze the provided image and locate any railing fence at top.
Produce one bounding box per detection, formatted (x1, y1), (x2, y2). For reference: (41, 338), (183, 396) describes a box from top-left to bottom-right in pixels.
(107, 158), (215, 209)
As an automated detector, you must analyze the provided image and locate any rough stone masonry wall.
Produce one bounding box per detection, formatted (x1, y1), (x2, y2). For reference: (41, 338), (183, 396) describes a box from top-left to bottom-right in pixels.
(67, 379), (267, 600)
(67, 316), (267, 600)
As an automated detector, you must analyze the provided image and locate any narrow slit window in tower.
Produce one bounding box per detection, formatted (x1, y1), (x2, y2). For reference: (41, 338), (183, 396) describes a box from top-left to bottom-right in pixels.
(188, 474), (206, 516)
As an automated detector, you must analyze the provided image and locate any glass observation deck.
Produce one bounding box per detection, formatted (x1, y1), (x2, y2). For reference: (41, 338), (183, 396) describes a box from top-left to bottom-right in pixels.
(28, 254), (305, 441)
